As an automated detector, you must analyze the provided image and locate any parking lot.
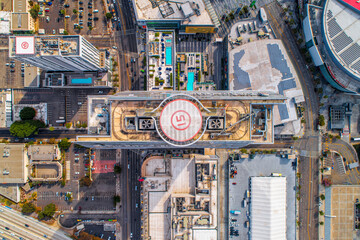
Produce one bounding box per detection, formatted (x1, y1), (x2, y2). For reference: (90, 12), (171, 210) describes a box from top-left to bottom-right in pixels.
(35, 146), (117, 213)
(228, 154), (296, 240)
(38, 0), (109, 36)
(13, 88), (111, 126)
(65, 0), (108, 35)
(38, 0), (65, 35)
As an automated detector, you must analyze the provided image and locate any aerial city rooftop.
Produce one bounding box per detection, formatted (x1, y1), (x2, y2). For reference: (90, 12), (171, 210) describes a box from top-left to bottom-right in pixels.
(0, 0), (359, 239)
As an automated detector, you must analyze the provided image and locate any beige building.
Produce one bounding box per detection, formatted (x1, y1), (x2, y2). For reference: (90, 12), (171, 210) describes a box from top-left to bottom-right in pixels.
(11, 0), (35, 32)
(28, 145), (61, 161)
(0, 143), (28, 203)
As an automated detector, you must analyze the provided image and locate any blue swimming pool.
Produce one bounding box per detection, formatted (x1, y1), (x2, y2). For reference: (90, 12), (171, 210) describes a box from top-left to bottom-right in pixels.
(166, 39), (172, 43)
(166, 47), (172, 65)
(71, 78), (92, 84)
(187, 72), (194, 91)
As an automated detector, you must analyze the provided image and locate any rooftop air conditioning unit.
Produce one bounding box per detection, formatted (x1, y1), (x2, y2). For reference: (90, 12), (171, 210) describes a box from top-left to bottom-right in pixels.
(207, 117), (224, 130)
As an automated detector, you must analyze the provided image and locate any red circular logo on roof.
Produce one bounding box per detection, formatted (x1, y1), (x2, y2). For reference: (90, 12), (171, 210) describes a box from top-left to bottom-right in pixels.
(21, 42), (29, 49)
(171, 110), (191, 131)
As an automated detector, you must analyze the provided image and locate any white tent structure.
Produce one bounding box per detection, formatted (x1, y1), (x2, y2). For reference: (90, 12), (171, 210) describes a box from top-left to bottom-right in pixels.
(250, 177), (286, 240)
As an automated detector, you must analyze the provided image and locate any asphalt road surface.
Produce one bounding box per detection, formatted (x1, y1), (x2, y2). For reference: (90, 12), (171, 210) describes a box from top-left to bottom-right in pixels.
(0, 205), (71, 240)
(0, 129), (87, 140)
(113, 0), (139, 91)
(264, 2), (320, 239)
(119, 150), (141, 240)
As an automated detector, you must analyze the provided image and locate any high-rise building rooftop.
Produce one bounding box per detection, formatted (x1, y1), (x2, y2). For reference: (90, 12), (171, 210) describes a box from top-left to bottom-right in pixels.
(76, 91), (286, 149)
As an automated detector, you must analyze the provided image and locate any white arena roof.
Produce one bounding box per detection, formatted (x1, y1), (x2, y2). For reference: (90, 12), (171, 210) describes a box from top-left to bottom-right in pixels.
(323, 0), (360, 79)
(250, 177), (286, 240)
(159, 99), (202, 142)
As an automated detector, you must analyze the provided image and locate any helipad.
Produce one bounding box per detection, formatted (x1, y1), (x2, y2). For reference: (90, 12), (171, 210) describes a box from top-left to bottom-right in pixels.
(159, 99), (202, 142)
(15, 36), (35, 55)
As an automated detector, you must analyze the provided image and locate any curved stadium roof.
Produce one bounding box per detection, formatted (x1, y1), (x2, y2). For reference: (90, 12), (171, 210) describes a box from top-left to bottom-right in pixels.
(323, 0), (360, 81)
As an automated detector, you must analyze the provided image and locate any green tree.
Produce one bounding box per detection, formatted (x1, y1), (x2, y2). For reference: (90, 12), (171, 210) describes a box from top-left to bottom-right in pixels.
(58, 138), (71, 151)
(39, 203), (56, 219)
(229, 12), (234, 19)
(63, 30), (69, 35)
(319, 115), (325, 126)
(66, 193), (73, 202)
(73, 9), (78, 14)
(49, 126), (55, 131)
(65, 122), (71, 129)
(60, 9), (65, 15)
(80, 176), (92, 187)
(21, 202), (36, 214)
(10, 120), (45, 138)
(320, 194), (325, 200)
(88, 26), (93, 31)
(30, 4), (40, 20)
(20, 107), (36, 120)
(106, 12), (113, 19)
(81, 123), (87, 128)
(37, 211), (45, 220)
(239, 9), (244, 16)
(320, 221), (324, 225)
(113, 195), (120, 205)
(243, 5), (249, 14)
(319, 210), (324, 215)
(114, 165), (121, 174)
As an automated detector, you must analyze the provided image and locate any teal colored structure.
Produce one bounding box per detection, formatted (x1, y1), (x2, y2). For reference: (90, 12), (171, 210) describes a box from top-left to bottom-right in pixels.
(166, 47), (172, 65)
(71, 78), (92, 84)
(187, 72), (194, 91)
(166, 39), (172, 43)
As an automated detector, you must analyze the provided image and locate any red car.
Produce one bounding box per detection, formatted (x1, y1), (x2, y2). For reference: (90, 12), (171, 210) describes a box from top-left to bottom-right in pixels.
(232, 182), (237, 185)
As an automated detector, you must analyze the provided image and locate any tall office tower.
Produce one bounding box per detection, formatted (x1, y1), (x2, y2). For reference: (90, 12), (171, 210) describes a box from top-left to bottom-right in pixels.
(76, 91), (286, 149)
(9, 35), (109, 72)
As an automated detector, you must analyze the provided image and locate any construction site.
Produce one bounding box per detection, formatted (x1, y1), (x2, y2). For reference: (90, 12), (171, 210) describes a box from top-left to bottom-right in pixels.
(76, 91), (286, 149)
(140, 154), (218, 240)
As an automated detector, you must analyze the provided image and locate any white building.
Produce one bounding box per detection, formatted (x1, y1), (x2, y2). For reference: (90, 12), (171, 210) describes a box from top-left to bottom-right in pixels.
(9, 35), (109, 72)
(250, 177), (287, 240)
(0, 12), (11, 34)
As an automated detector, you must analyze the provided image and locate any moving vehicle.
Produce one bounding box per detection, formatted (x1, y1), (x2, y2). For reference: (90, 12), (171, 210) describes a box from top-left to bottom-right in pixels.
(271, 173), (282, 177)
(230, 210), (241, 215)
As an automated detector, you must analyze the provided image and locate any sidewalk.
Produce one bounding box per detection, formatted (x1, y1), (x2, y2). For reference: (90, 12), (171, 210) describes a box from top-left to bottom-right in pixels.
(319, 156), (325, 240)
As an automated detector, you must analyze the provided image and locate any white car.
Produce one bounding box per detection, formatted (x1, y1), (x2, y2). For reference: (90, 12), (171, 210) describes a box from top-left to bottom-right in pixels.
(112, 46), (117, 49)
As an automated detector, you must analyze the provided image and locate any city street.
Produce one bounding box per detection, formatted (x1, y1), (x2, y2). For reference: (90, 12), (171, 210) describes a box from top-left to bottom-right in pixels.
(0, 205), (71, 240)
(263, 1), (321, 239)
(119, 150), (142, 240)
(112, 0), (139, 91)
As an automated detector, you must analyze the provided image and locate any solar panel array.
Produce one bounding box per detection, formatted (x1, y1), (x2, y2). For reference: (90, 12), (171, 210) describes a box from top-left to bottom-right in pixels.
(327, 18), (342, 38)
(278, 104), (289, 120)
(278, 78), (297, 95)
(327, 10), (333, 19)
(267, 44), (293, 80)
(340, 43), (360, 65)
(325, 7), (360, 77)
(332, 32), (353, 53)
(352, 60), (360, 73)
